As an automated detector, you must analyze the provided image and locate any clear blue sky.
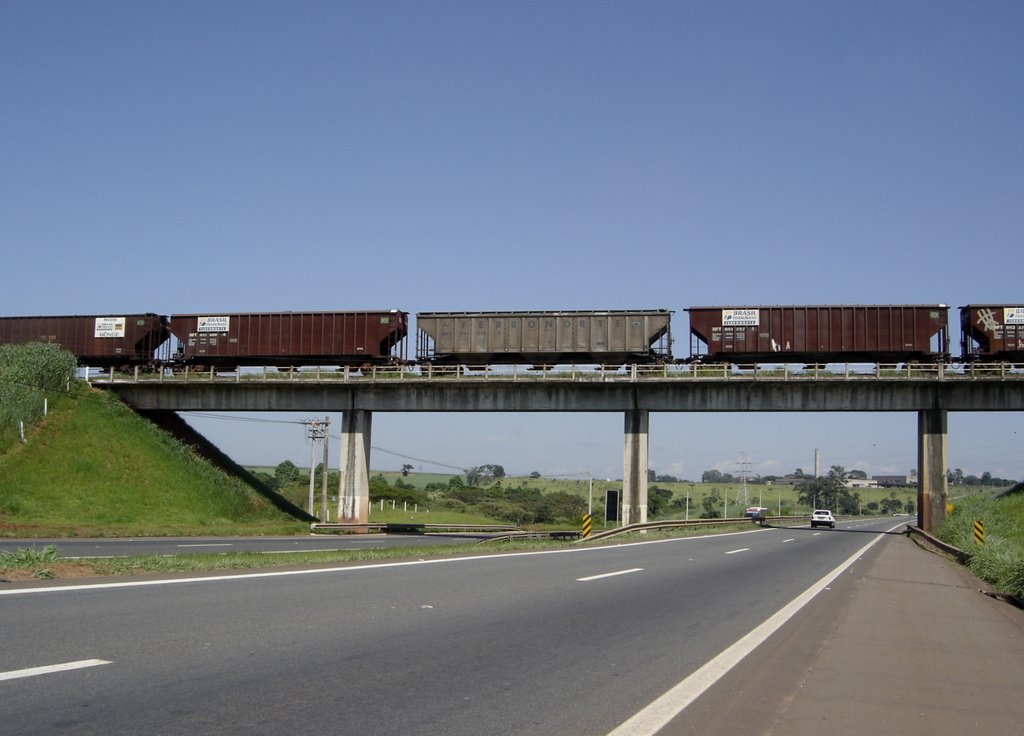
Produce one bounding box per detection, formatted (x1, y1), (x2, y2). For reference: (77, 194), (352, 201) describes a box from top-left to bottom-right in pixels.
(3, 2), (1022, 482)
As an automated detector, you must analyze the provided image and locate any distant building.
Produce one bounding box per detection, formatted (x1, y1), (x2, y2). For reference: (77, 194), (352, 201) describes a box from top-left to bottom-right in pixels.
(845, 478), (879, 489)
(872, 472), (916, 487)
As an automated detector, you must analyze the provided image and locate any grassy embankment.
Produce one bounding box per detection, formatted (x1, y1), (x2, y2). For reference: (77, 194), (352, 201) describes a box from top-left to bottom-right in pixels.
(935, 490), (1024, 600)
(0, 386), (304, 538)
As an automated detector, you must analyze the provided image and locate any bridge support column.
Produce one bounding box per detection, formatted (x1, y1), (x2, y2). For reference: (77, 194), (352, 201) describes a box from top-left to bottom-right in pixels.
(622, 409), (649, 525)
(338, 410), (372, 524)
(917, 409), (948, 533)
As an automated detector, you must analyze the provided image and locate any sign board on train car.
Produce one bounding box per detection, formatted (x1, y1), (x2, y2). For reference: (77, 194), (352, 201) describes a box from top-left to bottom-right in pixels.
(197, 316), (231, 333)
(1005, 307), (1024, 325)
(94, 317), (125, 338)
(722, 309), (759, 326)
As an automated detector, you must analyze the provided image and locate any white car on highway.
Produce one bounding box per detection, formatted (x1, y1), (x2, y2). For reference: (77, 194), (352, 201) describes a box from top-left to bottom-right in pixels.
(810, 509), (836, 529)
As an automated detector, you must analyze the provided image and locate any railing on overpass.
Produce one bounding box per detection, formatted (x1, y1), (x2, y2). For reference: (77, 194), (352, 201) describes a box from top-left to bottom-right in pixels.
(87, 361), (1024, 385)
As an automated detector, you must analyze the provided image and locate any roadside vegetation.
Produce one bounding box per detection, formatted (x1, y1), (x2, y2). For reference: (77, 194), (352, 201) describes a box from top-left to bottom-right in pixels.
(0, 346), (303, 538)
(936, 486), (1024, 600)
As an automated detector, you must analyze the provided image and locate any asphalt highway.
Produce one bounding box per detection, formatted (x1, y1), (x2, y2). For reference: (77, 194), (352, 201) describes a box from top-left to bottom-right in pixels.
(1, 518), (923, 735)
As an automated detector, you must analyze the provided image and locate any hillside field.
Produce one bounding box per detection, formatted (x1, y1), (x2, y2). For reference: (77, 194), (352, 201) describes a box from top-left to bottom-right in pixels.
(0, 387), (304, 537)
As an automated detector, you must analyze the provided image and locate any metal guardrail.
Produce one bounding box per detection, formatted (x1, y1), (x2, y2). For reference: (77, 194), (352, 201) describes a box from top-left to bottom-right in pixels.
(905, 525), (970, 563)
(88, 361), (1023, 385)
(310, 522), (521, 535)
(480, 515), (812, 544)
(579, 515), (809, 541)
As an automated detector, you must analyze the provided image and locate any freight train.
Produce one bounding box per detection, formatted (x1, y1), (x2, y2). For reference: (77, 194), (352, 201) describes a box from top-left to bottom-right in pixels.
(1, 304), (1022, 370)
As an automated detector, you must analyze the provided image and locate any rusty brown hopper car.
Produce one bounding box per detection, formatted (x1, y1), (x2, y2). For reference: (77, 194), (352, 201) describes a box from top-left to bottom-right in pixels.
(960, 305), (1024, 362)
(0, 314), (170, 368)
(686, 305), (949, 364)
(415, 309), (672, 365)
(168, 310), (408, 367)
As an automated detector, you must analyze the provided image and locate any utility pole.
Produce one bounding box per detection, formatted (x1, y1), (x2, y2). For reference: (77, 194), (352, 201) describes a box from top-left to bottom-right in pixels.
(320, 416), (330, 522)
(302, 418), (329, 518)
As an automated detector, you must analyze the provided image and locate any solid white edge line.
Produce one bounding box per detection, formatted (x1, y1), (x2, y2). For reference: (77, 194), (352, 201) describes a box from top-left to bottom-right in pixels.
(0, 659), (111, 682)
(176, 543), (234, 548)
(605, 522), (904, 736)
(577, 568), (644, 582)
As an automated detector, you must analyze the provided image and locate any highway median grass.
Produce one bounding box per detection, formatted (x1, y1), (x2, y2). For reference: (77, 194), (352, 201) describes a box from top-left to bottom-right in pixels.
(0, 521), (762, 582)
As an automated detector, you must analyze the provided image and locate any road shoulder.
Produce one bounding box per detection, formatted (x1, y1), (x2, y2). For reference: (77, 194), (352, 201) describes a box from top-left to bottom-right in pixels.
(662, 533), (1024, 735)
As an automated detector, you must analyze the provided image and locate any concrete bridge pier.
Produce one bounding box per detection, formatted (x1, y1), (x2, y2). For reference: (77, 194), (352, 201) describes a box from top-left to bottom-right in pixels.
(622, 409), (650, 525)
(917, 409), (948, 533)
(338, 410), (372, 524)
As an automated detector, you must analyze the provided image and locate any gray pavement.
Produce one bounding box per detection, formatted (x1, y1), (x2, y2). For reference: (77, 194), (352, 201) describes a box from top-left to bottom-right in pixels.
(665, 532), (1024, 735)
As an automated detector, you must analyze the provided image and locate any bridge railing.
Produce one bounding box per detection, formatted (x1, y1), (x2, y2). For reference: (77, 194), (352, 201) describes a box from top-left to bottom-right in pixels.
(87, 361), (1023, 384)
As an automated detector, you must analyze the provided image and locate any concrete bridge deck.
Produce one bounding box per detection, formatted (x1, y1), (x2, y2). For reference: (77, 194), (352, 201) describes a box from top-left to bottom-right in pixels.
(91, 364), (1023, 533)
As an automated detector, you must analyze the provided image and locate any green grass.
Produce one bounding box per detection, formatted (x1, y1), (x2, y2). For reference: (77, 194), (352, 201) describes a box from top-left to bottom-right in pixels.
(0, 387), (304, 538)
(0, 521), (761, 580)
(936, 491), (1024, 599)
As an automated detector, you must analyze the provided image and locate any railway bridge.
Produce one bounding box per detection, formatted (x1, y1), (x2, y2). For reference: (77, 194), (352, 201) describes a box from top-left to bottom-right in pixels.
(93, 364), (1024, 533)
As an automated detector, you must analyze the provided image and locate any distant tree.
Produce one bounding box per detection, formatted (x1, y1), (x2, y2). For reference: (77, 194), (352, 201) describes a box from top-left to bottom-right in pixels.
(540, 492), (586, 523)
(794, 468), (806, 478)
(701, 469), (721, 483)
(465, 464), (506, 487)
(880, 497), (903, 514)
(905, 500), (915, 514)
(530, 471), (541, 479)
(700, 491), (722, 518)
(838, 491), (860, 515)
(656, 474), (680, 483)
(401, 464), (414, 476)
(647, 486), (673, 517)
(848, 469), (867, 480)
(798, 467), (852, 511)
(866, 501), (879, 513)
(369, 474), (427, 506)
(273, 460), (299, 490)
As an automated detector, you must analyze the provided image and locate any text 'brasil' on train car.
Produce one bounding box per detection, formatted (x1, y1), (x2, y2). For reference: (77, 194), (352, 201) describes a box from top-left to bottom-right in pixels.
(960, 305), (1024, 364)
(0, 314), (170, 369)
(685, 305), (949, 365)
(415, 309), (672, 366)
(168, 310), (408, 368)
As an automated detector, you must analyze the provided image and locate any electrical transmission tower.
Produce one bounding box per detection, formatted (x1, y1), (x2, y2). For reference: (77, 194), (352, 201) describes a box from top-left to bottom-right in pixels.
(737, 451), (751, 508)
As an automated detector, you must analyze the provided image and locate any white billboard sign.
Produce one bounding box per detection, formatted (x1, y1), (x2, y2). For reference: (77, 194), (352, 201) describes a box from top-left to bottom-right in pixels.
(94, 317), (126, 338)
(1004, 307), (1024, 325)
(197, 316), (231, 333)
(722, 308), (759, 326)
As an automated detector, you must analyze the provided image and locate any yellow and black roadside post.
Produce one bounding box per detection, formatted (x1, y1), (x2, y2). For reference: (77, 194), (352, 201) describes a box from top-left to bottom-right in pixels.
(973, 519), (985, 546)
(582, 513), (592, 539)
